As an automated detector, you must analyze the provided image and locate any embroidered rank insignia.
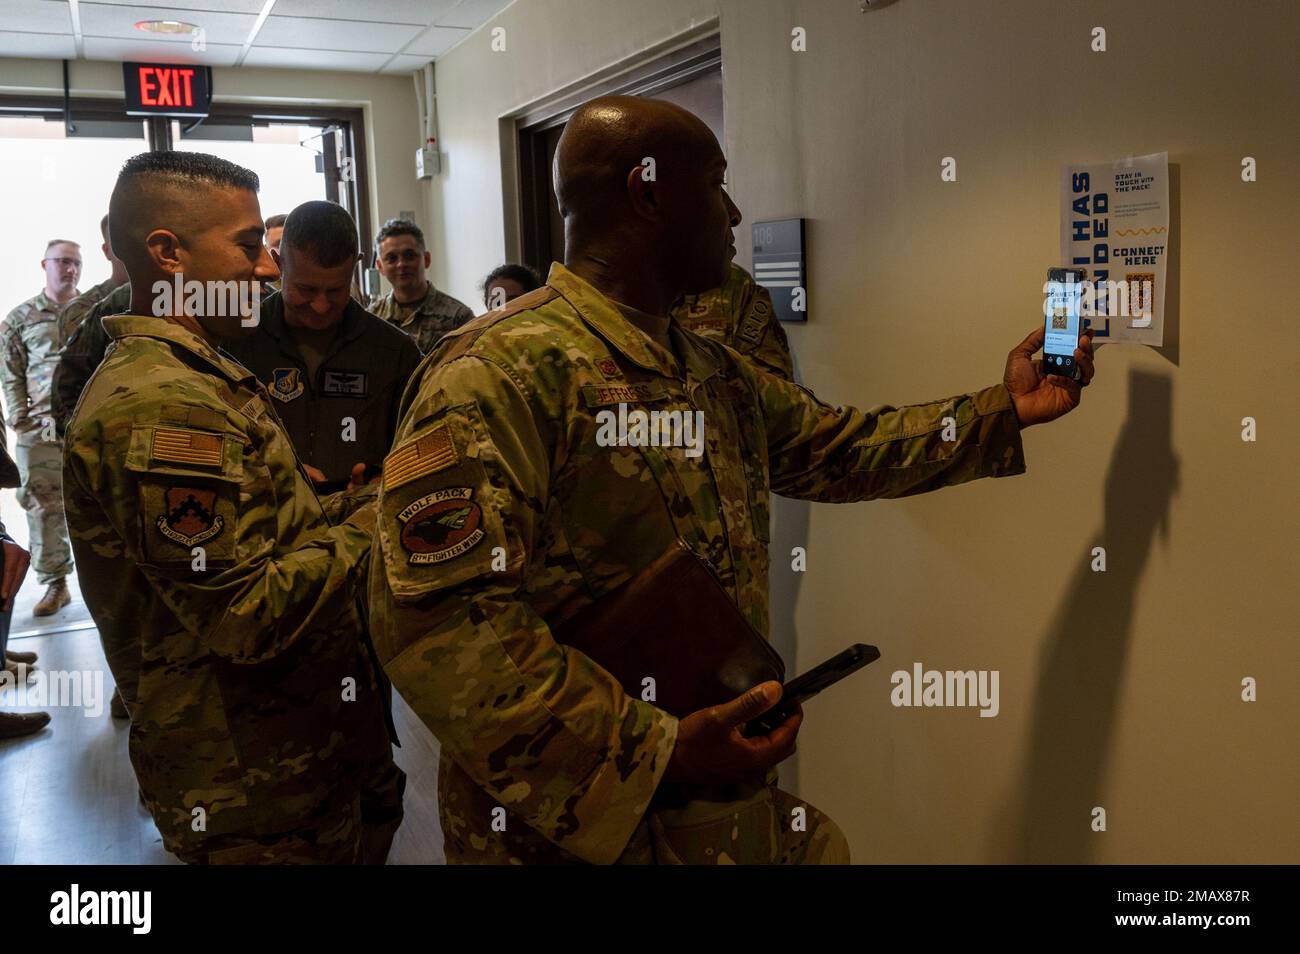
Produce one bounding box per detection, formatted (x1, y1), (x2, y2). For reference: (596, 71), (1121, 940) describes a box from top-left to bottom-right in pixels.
(152, 428), (223, 468)
(384, 424), (458, 491)
(322, 369), (368, 397)
(397, 487), (484, 563)
(595, 357), (623, 380)
(270, 367), (304, 402)
(156, 487), (225, 546)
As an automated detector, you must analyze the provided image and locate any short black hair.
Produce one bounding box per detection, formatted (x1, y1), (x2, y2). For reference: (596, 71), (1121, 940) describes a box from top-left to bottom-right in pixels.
(482, 263), (542, 300)
(375, 218), (425, 253)
(264, 213), (287, 230)
(110, 151), (259, 258)
(282, 201), (358, 268)
(116, 150), (259, 193)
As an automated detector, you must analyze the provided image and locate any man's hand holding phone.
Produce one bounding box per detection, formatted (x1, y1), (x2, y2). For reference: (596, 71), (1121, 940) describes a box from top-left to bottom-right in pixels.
(664, 681), (801, 785)
(1004, 325), (1096, 428)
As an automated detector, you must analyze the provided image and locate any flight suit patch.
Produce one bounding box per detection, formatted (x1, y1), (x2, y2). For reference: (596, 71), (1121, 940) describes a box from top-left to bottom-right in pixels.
(270, 367), (304, 402)
(595, 357), (623, 380)
(322, 369), (368, 397)
(155, 487), (225, 546)
(397, 487), (484, 563)
(384, 424), (458, 491)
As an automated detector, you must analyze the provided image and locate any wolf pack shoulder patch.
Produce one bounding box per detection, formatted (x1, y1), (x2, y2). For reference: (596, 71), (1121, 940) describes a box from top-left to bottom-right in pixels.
(397, 487), (484, 564)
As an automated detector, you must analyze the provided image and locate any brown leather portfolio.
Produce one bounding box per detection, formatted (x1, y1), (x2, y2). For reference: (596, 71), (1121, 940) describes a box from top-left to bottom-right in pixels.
(554, 539), (785, 718)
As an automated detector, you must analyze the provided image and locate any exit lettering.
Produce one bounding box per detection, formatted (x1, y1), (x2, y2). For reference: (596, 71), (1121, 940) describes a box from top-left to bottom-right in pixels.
(137, 66), (196, 108)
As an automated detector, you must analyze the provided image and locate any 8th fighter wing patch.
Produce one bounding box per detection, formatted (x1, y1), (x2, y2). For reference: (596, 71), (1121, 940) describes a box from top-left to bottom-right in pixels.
(156, 486), (225, 546)
(397, 487), (484, 563)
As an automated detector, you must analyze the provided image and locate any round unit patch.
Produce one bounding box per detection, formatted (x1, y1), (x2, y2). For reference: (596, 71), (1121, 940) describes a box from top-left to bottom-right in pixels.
(397, 487), (485, 564)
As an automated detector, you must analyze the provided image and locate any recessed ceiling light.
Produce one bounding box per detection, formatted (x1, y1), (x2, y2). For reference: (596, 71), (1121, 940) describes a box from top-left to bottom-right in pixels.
(135, 20), (199, 35)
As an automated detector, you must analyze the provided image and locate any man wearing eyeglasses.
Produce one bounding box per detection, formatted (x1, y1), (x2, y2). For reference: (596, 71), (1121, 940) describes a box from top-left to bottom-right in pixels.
(0, 239), (83, 617)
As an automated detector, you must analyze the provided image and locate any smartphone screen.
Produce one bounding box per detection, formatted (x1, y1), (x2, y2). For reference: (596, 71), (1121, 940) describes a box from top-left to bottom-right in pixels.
(1044, 269), (1084, 376)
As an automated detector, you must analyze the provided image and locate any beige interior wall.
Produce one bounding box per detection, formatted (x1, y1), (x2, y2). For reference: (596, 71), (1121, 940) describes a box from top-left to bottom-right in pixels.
(718, 0), (1298, 863)
(0, 57), (422, 248)
(422, 0), (719, 307)
(428, 0), (1298, 863)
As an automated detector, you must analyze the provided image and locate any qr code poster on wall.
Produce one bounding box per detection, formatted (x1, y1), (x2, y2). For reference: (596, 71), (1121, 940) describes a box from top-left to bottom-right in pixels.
(1060, 152), (1168, 347)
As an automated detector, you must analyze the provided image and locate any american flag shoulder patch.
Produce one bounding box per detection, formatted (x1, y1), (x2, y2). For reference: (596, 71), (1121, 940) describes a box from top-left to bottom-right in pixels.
(384, 423), (459, 491)
(152, 427), (223, 468)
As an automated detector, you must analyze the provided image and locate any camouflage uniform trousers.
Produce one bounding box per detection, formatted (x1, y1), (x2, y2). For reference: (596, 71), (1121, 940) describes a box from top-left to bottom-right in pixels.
(181, 761), (407, 865)
(440, 764), (849, 865)
(14, 440), (72, 584)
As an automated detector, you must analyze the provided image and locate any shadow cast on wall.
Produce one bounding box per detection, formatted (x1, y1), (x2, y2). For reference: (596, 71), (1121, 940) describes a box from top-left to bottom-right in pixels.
(990, 367), (1179, 862)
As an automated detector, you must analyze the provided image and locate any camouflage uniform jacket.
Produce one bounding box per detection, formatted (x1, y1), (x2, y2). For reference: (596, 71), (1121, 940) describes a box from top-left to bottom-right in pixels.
(1, 291), (72, 443)
(59, 275), (120, 343)
(368, 263), (1026, 864)
(64, 314), (393, 860)
(52, 282), (131, 435)
(369, 282), (475, 354)
(673, 262), (795, 380)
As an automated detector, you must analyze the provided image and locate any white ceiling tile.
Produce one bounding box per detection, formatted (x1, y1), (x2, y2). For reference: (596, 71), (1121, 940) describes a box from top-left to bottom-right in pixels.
(80, 4), (258, 45)
(0, 30), (76, 59)
(436, 0), (513, 30)
(273, 0), (459, 22)
(402, 25), (470, 57)
(381, 53), (434, 75)
(241, 46), (391, 72)
(78, 0), (267, 11)
(0, 0), (73, 34)
(254, 16), (424, 53)
(82, 36), (242, 67)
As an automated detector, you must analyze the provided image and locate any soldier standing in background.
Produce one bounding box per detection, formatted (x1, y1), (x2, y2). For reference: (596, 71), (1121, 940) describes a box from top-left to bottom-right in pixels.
(63, 151), (403, 864)
(60, 215), (128, 346)
(367, 96), (1095, 865)
(0, 239), (82, 617)
(673, 262), (794, 381)
(368, 218), (474, 352)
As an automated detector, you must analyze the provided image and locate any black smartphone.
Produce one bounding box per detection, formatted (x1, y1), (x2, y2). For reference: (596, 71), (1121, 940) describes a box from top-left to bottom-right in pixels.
(1044, 267), (1087, 380)
(743, 643), (880, 737)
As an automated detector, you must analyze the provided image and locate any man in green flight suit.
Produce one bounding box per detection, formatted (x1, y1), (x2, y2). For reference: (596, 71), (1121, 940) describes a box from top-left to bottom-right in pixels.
(368, 96), (1095, 865)
(63, 151), (403, 864)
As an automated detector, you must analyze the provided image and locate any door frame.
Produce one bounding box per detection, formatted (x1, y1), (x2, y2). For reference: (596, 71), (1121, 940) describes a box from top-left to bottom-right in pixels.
(508, 26), (721, 273)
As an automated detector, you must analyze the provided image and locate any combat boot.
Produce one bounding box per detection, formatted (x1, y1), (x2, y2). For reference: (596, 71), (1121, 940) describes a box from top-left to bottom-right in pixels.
(33, 578), (71, 617)
(5, 649), (37, 664)
(0, 710), (50, 738)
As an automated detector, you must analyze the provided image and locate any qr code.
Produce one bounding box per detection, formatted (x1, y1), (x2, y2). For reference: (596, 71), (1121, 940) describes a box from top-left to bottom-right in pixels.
(1126, 273), (1155, 319)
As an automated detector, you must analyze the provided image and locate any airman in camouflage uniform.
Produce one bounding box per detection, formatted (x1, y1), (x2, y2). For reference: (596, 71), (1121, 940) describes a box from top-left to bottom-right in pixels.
(368, 97), (1096, 866)
(370, 265), (1028, 864)
(52, 282), (130, 436)
(369, 218), (474, 353)
(1, 241), (83, 615)
(63, 151), (403, 863)
(673, 262), (794, 380)
(369, 282), (475, 354)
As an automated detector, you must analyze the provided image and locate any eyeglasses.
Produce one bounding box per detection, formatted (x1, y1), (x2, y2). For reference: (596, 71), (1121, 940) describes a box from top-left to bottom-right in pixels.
(43, 257), (82, 268)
